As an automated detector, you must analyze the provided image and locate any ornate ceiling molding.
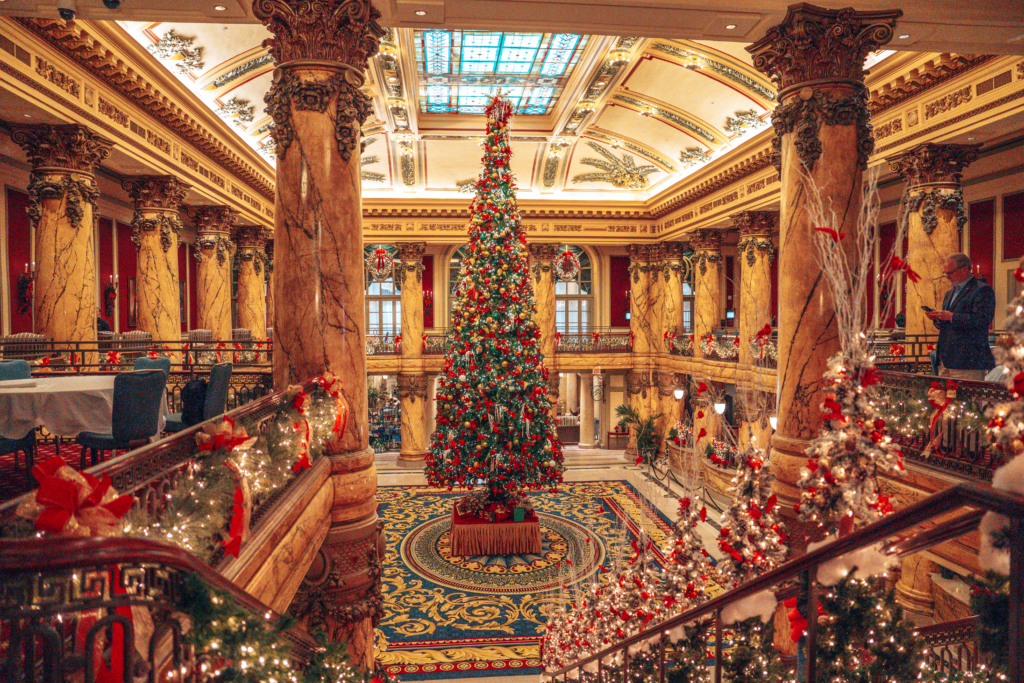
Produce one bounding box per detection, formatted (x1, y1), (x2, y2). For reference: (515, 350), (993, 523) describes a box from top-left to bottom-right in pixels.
(869, 54), (994, 115)
(646, 41), (776, 105)
(650, 148), (773, 219)
(611, 93), (724, 147)
(17, 17), (276, 201)
(585, 128), (676, 172)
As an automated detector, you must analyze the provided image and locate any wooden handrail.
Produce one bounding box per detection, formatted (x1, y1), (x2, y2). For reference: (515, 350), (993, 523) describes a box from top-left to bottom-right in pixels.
(546, 482), (1024, 679)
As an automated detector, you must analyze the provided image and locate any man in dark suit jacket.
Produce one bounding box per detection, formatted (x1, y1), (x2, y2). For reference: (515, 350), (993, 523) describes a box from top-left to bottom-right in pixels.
(926, 253), (995, 381)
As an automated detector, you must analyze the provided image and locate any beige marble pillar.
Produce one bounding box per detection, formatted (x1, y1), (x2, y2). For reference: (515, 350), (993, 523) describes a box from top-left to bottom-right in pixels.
(265, 239), (275, 337)
(749, 5), (900, 526)
(656, 371), (678, 455)
(691, 230), (722, 359)
(233, 225), (270, 340)
(254, 0), (385, 668)
(735, 212), (777, 366)
(530, 243), (559, 415)
(579, 372), (595, 448)
(661, 242), (689, 347)
(397, 373), (428, 461)
(397, 243), (426, 358)
(566, 372), (579, 413)
(13, 124), (112, 363)
(188, 206), (237, 341)
(627, 244), (657, 357)
(124, 177), (191, 358)
(625, 370), (652, 457)
(888, 143), (981, 338)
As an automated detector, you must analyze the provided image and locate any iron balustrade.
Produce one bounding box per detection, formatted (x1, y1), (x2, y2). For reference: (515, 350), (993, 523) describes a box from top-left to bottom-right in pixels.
(545, 483), (1024, 683)
(875, 367), (1011, 481)
(557, 327), (631, 353)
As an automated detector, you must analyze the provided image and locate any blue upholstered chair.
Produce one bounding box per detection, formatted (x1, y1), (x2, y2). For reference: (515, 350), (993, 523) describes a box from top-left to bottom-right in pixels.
(133, 357), (171, 376)
(163, 363), (233, 433)
(77, 370), (167, 468)
(0, 360), (35, 477)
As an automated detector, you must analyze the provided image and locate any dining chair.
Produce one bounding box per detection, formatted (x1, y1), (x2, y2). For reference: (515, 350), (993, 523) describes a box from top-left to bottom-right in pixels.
(77, 370), (167, 468)
(163, 363), (233, 433)
(0, 360), (35, 477)
(133, 357), (171, 377)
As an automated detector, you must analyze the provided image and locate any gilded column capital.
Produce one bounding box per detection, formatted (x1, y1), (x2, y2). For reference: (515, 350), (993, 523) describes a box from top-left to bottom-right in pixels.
(528, 243), (560, 263)
(122, 175), (191, 210)
(397, 373), (428, 400)
(733, 211), (778, 267)
(10, 123), (112, 174)
(233, 224), (271, 250)
(656, 371), (677, 397)
(188, 205), (239, 236)
(662, 241), (688, 262)
(626, 370), (651, 396)
(396, 242), (427, 263)
(253, 0), (385, 68)
(887, 142), (983, 187)
(747, 5), (902, 91)
(256, 0), (387, 163)
(690, 229), (723, 276)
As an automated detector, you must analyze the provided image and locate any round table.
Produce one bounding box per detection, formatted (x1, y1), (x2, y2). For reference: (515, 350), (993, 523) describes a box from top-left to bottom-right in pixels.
(0, 375), (168, 440)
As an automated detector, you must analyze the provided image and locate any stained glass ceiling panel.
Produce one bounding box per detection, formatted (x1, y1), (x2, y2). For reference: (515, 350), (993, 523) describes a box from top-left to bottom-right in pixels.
(415, 29), (589, 115)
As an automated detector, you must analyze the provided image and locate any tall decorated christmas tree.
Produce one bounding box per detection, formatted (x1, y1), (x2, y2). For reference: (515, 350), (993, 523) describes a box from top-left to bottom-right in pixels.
(425, 96), (564, 503)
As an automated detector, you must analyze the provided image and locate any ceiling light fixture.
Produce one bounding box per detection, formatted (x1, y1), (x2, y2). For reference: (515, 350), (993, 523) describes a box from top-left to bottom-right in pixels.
(899, 34), (910, 39)
(967, 136), (975, 140)
(214, 4), (226, 10)
(725, 24), (737, 30)
(415, 10), (427, 15)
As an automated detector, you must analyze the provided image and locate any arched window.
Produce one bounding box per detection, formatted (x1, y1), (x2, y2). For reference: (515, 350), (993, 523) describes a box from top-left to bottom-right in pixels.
(682, 249), (695, 332)
(554, 245), (593, 334)
(365, 244), (401, 335)
(448, 244), (470, 324)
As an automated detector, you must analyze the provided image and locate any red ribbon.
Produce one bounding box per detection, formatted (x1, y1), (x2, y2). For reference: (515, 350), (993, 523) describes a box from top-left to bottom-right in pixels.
(394, 335), (402, 353)
(813, 226), (845, 242)
(222, 483), (246, 558)
(291, 419), (312, 472)
(592, 332), (600, 344)
(628, 331), (634, 348)
(890, 255), (921, 283)
(928, 380), (958, 447)
(555, 331), (563, 348)
(375, 247), (387, 271)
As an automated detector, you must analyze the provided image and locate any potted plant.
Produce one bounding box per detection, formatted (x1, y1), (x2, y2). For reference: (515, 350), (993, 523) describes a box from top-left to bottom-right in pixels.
(615, 404), (663, 465)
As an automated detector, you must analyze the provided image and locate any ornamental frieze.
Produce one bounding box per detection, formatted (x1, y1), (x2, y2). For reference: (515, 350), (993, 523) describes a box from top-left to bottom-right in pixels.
(10, 123), (112, 173)
(123, 176), (192, 210)
(768, 85), (874, 173)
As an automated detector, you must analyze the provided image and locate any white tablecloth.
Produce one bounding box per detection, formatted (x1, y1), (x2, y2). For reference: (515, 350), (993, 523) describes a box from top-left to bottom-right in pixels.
(0, 375), (168, 440)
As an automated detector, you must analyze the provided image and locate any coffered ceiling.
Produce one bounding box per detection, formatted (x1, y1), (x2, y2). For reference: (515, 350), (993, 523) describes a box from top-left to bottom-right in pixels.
(120, 19), (790, 200)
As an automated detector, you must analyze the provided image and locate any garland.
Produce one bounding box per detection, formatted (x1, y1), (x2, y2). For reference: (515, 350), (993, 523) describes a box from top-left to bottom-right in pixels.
(699, 332), (739, 360)
(103, 282), (117, 318)
(16, 273), (33, 316)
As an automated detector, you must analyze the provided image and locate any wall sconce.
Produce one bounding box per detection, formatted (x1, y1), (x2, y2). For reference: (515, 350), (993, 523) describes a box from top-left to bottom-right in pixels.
(769, 414), (778, 431)
(714, 401), (726, 415)
(673, 388), (685, 400)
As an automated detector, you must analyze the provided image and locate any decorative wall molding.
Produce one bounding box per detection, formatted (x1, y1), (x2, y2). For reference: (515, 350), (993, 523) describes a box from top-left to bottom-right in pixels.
(869, 54), (994, 115)
(650, 148), (772, 219)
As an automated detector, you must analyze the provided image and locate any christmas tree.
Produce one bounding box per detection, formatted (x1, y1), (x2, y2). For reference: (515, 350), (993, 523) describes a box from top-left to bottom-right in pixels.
(425, 96), (564, 502)
(717, 448), (788, 586)
(988, 255), (1024, 463)
(661, 496), (713, 611)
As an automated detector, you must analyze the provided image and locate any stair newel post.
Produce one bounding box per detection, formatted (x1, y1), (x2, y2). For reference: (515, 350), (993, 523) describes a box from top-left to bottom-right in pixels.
(714, 608), (723, 683)
(806, 568), (819, 683)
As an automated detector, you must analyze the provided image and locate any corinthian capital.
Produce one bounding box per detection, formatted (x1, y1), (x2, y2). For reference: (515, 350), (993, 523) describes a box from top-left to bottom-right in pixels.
(731, 211), (778, 237)
(748, 5), (901, 89)
(528, 243), (560, 263)
(11, 124), (112, 173)
(233, 225), (270, 250)
(396, 242), (427, 263)
(122, 175), (192, 210)
(188, 205), (239, 236)
(689, 229), (722, 253)
(887, 142), (983, 186)
(253, 0), (386, 68)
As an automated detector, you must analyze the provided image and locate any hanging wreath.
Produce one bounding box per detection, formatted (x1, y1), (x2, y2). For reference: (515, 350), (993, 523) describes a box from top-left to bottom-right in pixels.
(553, 248), (580, 282)
(103, 283), (117, 318)
(366, 247), (394, 281)
(16, 273), (33, 316)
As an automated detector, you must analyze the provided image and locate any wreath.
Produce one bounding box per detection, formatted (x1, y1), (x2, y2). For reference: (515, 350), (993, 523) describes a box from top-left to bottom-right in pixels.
(553, 248), (580, 282)
(366, 247), (394, 281)
(103, 283), (117, 318)
(16, 273), (33, 316)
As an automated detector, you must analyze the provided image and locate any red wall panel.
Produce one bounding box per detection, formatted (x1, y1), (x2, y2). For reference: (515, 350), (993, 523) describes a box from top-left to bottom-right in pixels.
(116, 220), (137, 331)
(97, 217), (115, 330)
(770, 249), (778, 326)
(178, 243), (188, 332)
(970, 198), (995, 284)
(609, 255), (630, 327)
(1002, 192), (1024, 262)
(422, 255), (435, 329)
(188, 245), (198, 330)
(878, 221), (897, 327)
(6, 189), (32, 334)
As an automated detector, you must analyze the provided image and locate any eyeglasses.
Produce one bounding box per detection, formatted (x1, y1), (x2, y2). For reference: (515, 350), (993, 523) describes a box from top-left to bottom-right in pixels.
(943, 265), (967, 277)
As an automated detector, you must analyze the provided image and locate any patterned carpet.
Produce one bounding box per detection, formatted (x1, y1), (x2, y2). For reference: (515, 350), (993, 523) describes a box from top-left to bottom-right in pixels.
(375, 481), (684, 680)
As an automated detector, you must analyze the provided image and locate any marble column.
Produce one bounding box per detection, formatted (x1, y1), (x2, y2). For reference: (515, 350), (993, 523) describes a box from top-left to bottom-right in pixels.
(692, 380), (718, 458)
(12, 124), (112, 363)
(265, 239), (275, 336)
(625, 370), (651, 457)
(735, 212), (777, 366)
(123, 177), (190, 357)
(691, 230), (722, 359)
(894, 553), (936, 616)
(530, 243), (559, 415)
(627, 244), (657, 357)
(397, 243), (426, 358)
(888, 143), (981, 338)
(567, 372), (579, 413)
(578, 372), (595, 448)
(748, 5), (900, 525)
(233, 225), (270, 340)
(397, 373), (428, 462)
(656, 371), (678, 455)
(189, 206), (237, 341)
(661, 242), (689, 346)
(254, 0), (385, 668)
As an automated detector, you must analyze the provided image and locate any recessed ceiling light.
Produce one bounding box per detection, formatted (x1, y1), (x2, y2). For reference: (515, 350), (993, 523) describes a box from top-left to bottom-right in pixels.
(24, 114), (31, 118)
(415, 10), (427, 15)
(967, 136), (975, 140)
(725, 24), (737, 30)
(214, 5), (226, 10)
(899, 34), (910, 39)
(388, 77), (398, 82)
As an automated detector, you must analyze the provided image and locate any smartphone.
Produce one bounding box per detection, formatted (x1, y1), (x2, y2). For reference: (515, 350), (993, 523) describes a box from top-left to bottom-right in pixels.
(921, 306), (934, 312)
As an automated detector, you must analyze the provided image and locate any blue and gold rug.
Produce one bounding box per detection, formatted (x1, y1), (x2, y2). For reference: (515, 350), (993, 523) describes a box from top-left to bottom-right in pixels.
(375, 481), (678, 679)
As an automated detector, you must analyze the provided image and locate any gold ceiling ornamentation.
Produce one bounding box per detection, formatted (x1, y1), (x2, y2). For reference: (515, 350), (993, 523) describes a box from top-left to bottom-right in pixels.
(361, 136), (385, 184)
(723, 110), (767, 135)
(571, 141), (657, 190)
(146, 29), (204, 75)
(679, 147), (712, 168)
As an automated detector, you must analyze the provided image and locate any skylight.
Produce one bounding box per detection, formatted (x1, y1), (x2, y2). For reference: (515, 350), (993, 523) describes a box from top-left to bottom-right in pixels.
(415, 30), (589, 115)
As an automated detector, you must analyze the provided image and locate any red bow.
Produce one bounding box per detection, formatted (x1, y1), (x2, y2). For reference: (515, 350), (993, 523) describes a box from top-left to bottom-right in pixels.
(592, 332), (601, 344)
(890, 256), (921, 283)
(394, 335), (402, 353)
(555, 331), (563, 348)
(628, 331), (634, 348)
(696, 381), (708, 397)
(813, 226), (845, 242)
(374, 247), (387, 271)
(1014, 268), (1024, 283)
(927, 380), (957, 447)
(889, 343), (905, 356)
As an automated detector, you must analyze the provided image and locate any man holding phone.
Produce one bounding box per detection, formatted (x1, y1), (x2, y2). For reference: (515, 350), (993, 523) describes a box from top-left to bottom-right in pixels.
(925, 252), (995, 381)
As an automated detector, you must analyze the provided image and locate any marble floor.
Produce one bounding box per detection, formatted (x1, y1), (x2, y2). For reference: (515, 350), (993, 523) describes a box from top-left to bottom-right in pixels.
(373, 446), (731, 683)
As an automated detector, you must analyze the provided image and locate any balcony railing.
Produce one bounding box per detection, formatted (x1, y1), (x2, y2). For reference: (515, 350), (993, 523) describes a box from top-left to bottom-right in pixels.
(0, 336), (272, 371)
(875, 368), (1011, 481)
(545, 483), (1024, 683)
(557, 327), (631, 353)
